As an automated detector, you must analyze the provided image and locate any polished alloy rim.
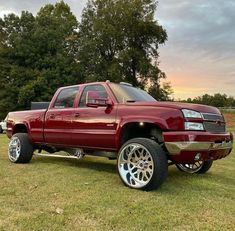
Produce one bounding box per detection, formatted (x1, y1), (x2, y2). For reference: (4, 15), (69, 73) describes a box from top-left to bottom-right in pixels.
(177, 161), (203, 173)
(8, 137), (21, 162)
(118, 143), (154, 188)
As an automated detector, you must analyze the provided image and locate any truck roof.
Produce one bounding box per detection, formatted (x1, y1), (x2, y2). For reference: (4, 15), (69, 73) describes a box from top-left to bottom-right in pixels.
(58, 81), (132, 90)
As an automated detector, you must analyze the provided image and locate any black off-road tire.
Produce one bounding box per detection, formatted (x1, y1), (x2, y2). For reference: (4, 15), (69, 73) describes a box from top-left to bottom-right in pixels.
(196, 160), (213, 174)
(0, 126), (3, 134)
(176, 160), (213, 174)
(117, 138), (168, 191)
(8, 133), (34, 163)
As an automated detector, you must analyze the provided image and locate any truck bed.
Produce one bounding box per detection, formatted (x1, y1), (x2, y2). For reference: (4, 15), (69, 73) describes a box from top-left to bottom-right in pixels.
(6, 109), (47, 143)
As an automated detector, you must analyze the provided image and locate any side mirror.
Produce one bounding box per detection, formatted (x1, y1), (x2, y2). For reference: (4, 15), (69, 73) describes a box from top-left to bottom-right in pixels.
(86, 91), (113, 107)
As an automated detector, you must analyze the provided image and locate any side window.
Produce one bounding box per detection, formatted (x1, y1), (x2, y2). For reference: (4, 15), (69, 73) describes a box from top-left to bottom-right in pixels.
(54, 87), (79, 109)
(79, 85), (108, 107)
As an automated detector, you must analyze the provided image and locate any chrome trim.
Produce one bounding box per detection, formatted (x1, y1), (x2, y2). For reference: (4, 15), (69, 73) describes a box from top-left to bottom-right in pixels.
(165, 141), (233, 155)
(34, 153), (81, 159)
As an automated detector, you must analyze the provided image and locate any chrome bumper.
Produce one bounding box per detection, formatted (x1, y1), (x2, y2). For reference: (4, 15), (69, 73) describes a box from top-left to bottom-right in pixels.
(165, 141), (233, 155)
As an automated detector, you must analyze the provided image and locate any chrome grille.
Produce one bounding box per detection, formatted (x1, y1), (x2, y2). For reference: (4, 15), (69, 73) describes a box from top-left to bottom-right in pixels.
(203, 121), (226, 133)
(202, 113), (226, 133)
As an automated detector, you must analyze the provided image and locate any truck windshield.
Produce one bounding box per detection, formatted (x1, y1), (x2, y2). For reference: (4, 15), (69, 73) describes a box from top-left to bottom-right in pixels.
(108, 83), (156, 103)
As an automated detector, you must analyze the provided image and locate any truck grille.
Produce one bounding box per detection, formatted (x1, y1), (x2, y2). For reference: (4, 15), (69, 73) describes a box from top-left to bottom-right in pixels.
(202, 113), (226, 133)
(202, 113), (224, 121)
(203, 121), (226, 133)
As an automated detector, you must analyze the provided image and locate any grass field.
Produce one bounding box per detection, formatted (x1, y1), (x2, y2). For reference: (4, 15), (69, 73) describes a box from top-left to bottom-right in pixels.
(0, 129), (235, 231)
(223, 113), (235, 128)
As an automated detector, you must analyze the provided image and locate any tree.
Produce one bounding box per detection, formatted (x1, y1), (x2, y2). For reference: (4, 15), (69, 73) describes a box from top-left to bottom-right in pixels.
(78, 0), (168, 92)
(148, 81), (173, 101)
(0, 0), (172, 119)
(0, 1), (83, 119)
(185, 93), (235, 107)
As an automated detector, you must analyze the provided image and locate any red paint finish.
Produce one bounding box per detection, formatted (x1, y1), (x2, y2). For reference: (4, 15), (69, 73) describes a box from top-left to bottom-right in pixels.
(115, 104), (185, 148)
(70, 106), (117, 149)
(153, 101), (221, 114)
(6, 109), (46, 143)
(6, 81), (233, 164)
(44, 108), (75, 145)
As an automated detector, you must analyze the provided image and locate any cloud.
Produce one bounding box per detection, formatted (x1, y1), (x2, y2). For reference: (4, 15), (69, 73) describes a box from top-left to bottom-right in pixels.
(156, 0), (235, 98)
(0, 0), (87, 19)
(157, 0), (235, 60)
(0, 10), (15, 18)
(1, 0), (233, 63)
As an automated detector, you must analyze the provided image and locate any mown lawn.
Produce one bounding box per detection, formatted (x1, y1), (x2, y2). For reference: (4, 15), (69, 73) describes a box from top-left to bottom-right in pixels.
(0, 130), (234, 231)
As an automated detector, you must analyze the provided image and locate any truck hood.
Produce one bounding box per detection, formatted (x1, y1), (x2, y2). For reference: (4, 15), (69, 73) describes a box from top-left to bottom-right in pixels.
(126, 101), (221, 114)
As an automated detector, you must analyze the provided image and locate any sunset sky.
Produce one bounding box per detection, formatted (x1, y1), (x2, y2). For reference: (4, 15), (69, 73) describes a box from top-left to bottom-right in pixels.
(0, 0), (234, 99)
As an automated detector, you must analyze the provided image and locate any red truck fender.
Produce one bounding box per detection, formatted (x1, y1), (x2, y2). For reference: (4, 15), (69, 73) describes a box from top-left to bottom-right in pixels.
(116, 116), (169, 149)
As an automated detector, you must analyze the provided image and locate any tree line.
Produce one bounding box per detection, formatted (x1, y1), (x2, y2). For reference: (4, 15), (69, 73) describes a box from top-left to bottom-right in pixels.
(0, 0), (171, 119)
(184, 93), (235, 108)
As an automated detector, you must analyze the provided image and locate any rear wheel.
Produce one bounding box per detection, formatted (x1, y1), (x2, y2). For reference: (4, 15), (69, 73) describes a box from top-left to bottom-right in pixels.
(117, 138), (168, 191)
(0, 126), (3, 133)
(8, 133), (33, 163)
(176, 160), (213, 174)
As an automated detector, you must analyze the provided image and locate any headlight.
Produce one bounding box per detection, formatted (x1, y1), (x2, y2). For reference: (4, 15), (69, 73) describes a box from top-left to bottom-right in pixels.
(182, 109), (202, 118)
(185, 122), (204, 131)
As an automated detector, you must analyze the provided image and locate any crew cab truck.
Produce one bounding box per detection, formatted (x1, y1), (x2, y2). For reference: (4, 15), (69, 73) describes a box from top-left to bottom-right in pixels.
(6, 81), (233, 191)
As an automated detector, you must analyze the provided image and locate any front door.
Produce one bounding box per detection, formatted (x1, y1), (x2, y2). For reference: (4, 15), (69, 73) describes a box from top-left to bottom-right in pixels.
(44, 86), (79, 145)
(71, 84), (117, 150)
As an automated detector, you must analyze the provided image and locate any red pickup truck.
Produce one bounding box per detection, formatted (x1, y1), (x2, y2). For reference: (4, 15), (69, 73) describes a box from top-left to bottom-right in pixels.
(6, 81), (233, 190)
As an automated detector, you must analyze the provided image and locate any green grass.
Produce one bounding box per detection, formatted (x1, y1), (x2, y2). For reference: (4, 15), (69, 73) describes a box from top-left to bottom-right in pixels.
(0, 132), (235, 231)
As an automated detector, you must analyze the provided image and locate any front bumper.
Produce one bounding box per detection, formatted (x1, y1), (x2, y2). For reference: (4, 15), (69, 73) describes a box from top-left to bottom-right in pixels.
(163, 131), (233, 163)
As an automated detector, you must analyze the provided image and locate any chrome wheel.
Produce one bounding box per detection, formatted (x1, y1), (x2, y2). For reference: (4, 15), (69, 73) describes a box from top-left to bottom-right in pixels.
(118, 143), (154, 189)
(177, 161), (204, 173)
(8, 136), (21, 162)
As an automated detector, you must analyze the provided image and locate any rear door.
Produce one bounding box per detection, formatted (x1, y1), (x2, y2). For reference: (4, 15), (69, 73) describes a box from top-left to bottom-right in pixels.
(71, 84), (117, 150)
(44, 86), (79, 145)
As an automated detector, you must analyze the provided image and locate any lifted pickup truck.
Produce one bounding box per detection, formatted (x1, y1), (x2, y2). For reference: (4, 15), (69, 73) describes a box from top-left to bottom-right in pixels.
(6, 81), (233, 190)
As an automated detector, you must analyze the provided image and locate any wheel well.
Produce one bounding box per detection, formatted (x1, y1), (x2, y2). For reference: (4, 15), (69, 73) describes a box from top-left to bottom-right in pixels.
(13, 124), (28, 134)
(120, 122), (164, 146)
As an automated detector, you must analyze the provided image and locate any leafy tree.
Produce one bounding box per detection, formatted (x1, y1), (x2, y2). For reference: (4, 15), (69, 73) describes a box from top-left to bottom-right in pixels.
(78, 0), (168, 91)
(226, 96), (235, 107)
(185, 93), (235, 107)
(0, 1), (83, 119)
(148, 81), (173, 101)
(0, 0), (172, 119)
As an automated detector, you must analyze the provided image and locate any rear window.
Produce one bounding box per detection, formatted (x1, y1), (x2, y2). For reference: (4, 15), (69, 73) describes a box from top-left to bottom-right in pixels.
(54, 87), (79, 108)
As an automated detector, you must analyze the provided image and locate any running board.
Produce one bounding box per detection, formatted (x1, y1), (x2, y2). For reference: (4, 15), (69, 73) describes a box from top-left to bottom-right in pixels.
(34, 153), (80, 159)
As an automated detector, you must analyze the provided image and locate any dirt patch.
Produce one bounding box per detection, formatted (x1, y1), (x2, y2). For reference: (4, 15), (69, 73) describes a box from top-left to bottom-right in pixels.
(223, 112), (235, 127)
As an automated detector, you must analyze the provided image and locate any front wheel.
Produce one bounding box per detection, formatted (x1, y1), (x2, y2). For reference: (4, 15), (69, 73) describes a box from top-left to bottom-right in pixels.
(117, 138), (168, 191)
(8, 133), (34, 163)
(0, 126), (3, 134)
(176, 160), (213, 174)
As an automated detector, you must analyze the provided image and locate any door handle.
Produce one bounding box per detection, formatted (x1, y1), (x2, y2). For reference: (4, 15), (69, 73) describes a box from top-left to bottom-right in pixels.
(50, 114), (55, 119)
(75, 113), (80, 118)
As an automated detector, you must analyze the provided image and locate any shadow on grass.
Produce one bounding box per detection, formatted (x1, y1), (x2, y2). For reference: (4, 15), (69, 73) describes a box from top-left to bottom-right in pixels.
(32, 157), (229, 188)
(157, 166), (235, 194)
(32, 155), (117, 174)
(30, 155), (235, 193)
